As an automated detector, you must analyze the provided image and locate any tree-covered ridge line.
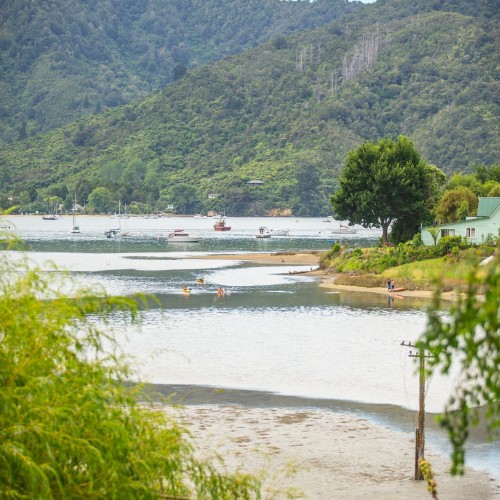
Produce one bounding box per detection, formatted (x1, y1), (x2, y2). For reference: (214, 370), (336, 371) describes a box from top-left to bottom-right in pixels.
(0, 0), (498, 216)
(0, 0), (361, 144)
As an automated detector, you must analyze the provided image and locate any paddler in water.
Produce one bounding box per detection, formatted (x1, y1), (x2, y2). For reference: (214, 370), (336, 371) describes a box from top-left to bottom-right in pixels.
(217, 286), (225, 296)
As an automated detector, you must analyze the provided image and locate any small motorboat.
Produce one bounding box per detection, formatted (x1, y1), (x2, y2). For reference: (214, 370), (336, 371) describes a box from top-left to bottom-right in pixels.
(330, 224), (357, 234)
(269, 228), (289, 237)
(256, 226), (271, 238)
(166, 229), (202, 243)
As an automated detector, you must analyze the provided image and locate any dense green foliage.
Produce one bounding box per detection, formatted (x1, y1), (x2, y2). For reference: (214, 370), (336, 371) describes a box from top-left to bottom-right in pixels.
(0, 252), (260, 498)
(331, 136), (434, 242)
(0, 0), (498, 216)
(418, 253), (499, 475)
(320, 233), (497, 276)
(0, 0), (359, 143)
(430, 165), (500, 223)
(434, 186), (478, 223)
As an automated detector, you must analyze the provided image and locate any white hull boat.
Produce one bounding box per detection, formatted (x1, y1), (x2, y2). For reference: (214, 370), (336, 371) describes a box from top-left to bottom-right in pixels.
(270, 229), (289, 236)
(330, 224), (357, 234)
(256, 226), (272, 238)
(167, 229), (202, 243)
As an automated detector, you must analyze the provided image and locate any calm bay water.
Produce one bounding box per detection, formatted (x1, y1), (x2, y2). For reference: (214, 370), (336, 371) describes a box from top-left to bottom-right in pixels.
(4, 215), (499, 478)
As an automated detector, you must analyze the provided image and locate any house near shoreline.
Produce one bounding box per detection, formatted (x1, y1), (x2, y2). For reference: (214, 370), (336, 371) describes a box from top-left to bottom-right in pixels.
(421, 197), (500, 245)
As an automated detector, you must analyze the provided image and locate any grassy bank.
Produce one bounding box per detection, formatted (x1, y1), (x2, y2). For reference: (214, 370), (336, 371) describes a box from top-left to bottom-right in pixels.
(320, 235), (498, 292)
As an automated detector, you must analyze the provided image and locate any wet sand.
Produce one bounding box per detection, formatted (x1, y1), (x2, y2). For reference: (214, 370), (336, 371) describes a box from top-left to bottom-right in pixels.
(164, 403), (499, 499)
(200, 251), (322, 266)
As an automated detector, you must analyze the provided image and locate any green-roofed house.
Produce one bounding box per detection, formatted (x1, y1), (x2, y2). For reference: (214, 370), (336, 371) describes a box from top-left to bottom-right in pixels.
(421, 197), (500, 245)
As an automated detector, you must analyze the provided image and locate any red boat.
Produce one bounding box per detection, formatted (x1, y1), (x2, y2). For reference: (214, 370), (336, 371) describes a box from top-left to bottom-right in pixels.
(214, 216), (231, 231)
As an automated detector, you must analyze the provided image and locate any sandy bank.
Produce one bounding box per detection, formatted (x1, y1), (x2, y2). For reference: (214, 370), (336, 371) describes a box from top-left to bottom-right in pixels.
(201, 251), (322, 266)
(167, 404), (498, 499)
(317, 278), (463, 302)
(203, 252), (464, 300)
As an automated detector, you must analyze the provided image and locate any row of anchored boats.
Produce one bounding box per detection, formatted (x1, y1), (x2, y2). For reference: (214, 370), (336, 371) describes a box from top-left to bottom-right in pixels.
(104, 224), (355, 242)
(166, 226), (291, 243)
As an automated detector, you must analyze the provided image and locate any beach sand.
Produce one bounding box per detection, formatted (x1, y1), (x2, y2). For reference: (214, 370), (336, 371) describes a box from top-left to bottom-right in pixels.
(200, 251), (322, 266)
(167, 404), (499, 499)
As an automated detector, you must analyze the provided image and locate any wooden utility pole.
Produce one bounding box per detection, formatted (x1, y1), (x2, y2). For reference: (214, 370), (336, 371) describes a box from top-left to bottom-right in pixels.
(401, 341), (430, 480)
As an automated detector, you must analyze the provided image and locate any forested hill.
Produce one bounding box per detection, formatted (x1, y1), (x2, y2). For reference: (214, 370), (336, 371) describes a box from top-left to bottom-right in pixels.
(0, 0), (361, 144)
(0, 0), (498, 216)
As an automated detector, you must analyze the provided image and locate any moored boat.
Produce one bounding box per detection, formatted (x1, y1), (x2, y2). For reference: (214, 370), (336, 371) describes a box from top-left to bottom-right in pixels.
(166, 229), (202, 243)
(214, 216), (231, 231)
(330, 224), (357, 234)
(256, 226), (271, 238)
(70, 191), (80, 233)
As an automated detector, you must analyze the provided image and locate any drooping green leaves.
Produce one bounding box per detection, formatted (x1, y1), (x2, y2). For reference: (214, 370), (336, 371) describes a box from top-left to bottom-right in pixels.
(0, 254), (261, 498)
(418, 255), (500, 475)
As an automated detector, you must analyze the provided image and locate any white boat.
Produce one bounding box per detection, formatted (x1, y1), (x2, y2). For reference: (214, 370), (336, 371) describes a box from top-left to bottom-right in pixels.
(270, 228), (289, 236)
(330, 224), (357, 234)
(166, 229), (202, 243)
(256, 226), (272, 238)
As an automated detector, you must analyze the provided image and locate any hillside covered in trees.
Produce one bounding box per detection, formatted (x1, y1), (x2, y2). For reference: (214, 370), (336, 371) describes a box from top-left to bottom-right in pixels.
(0, 0), (498, 216)
(0, 0), (360, 143)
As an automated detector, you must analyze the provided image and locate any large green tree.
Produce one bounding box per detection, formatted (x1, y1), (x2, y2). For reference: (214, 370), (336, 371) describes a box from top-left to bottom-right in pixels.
(87, 186), (114, 213)
(331, 136), (435, 243)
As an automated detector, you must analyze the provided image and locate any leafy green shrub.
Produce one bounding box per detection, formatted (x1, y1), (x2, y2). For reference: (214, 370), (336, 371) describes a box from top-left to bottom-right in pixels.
(0, 255), (260, 499)
(331, 242), (342, 254)
(436, 235), (468, 255)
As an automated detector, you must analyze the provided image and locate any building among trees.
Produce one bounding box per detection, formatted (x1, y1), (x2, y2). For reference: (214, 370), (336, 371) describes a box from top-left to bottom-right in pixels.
(421, 197), (500, 245)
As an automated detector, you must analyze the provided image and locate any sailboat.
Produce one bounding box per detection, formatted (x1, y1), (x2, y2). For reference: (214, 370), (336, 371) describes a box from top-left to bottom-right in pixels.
(70, 192), (80, 234)
(106, 200), (129, 238)
(42, 201), (60, 220)
(111, 200), (129, 219)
